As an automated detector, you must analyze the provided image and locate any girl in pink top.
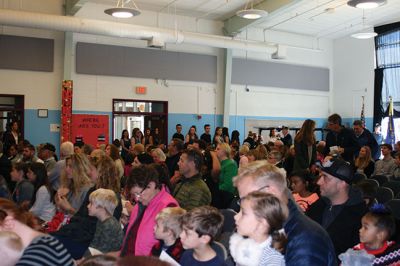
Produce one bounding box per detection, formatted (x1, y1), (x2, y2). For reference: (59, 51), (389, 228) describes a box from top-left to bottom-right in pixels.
(290, 170), (319, 212)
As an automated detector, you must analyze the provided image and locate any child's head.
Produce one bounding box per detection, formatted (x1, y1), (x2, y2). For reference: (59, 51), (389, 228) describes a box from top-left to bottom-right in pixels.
(290, 170), (314, 194)
(154, 207), (186, 241)
(359, 204), (396, 249)
(235, 191), (288, 249)
(0, 231), (24, 266)
(88, 188), (118, 217)
(180, 206), (224, 249)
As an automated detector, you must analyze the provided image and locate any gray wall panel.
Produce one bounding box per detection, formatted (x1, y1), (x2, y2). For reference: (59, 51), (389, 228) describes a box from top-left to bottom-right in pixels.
(0, 34), (54, 72)
(232, 58), (329, 91)
(76, 42), (217, 83)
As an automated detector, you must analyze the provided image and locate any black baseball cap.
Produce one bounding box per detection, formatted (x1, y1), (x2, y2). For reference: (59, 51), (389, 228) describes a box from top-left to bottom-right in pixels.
(318, 158), (354, 184)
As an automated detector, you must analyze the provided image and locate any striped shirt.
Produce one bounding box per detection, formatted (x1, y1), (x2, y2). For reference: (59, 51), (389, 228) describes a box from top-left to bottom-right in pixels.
(258, 236), (286, 266)
(16, 235), (75, 266)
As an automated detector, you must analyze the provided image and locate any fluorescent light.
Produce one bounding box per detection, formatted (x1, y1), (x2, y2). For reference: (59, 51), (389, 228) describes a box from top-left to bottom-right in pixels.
(347, 0), (386, 9)
(236, 9), (268, 20)
(351, 31), (378, 39)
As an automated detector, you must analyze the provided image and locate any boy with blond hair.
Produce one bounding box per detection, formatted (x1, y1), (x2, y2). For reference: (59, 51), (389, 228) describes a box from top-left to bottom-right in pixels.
(0, 231), (24, 266)
(87, 188), (123, 254)
(151, 207), (187, 262)
(179, 206), (226, 266)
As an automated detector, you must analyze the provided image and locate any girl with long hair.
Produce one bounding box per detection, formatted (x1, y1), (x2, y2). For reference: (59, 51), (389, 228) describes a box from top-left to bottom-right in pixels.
(185, 126), (198, 145)
(106, 143), (125, 178)
(27, 163), (56, 222)
(293, 119), (317, 172)
(213, 127), (224, 147)
(120, 129), (131, 162)
(142, 128), (154, 146)
(354, 146), (375, 178)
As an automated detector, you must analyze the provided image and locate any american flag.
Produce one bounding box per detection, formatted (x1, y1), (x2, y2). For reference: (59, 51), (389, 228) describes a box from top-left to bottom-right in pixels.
(385, 96), (396, 147)
(360, 96), (365, 127)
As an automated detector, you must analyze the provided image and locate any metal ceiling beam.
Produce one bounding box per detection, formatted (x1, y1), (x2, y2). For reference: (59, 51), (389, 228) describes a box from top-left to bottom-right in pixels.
(223, 0), (298, 37)
(65, 0), (89, 16)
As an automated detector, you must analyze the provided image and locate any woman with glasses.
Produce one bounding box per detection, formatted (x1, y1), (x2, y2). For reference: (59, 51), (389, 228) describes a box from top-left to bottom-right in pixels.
(0, 198), (75, 266)
(119, 164), (178, 257)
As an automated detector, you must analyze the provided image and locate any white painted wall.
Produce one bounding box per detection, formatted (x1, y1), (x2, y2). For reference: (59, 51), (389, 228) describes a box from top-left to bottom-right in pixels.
(332, 36), (375, 124)
(0, 0), (65, 110)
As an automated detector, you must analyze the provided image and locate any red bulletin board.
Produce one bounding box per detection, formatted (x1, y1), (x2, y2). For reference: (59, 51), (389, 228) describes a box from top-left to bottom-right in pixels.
(71, 114), (109, 147)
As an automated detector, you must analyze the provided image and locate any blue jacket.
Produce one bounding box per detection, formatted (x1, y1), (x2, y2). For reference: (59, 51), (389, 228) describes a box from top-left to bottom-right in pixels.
(284, 199), (337, 266)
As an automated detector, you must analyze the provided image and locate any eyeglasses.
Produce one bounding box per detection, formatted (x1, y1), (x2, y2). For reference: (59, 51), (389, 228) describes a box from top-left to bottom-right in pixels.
(237, 185), (270, 206)
(133, 185), (148, 199)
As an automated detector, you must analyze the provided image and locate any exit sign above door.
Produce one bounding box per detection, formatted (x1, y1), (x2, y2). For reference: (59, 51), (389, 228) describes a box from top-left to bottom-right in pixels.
(136, 86), (147, 94)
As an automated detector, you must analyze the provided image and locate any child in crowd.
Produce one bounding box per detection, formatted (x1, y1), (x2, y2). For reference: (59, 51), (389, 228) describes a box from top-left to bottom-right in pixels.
(151, 207), (186, 263)
(290, 170), (319, 212)
(0, 231), (24, 266)
(87, 188), (124, 254)
(180, 206), (225, 266)
(353, 204), (400, 265)
(230, 191), (287, 266)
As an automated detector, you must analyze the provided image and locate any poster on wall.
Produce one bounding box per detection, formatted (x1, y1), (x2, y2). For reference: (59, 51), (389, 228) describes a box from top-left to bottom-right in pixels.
(71, 114), (109, 147)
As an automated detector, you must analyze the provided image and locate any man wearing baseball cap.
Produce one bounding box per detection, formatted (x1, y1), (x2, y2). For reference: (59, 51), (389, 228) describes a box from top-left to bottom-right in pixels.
(306, 157), (367, 259)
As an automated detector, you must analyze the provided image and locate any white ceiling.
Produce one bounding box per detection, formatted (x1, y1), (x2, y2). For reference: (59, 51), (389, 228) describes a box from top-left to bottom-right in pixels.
(83, 0), (400, 39)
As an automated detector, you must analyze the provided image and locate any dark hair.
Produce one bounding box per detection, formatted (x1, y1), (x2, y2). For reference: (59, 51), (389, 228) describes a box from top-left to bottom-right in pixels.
(231, 130), (240, 144)
(289, 170), (315, 192)
(183, 149), (204, 172)
(353, 120), (363, 127)
(79, 254), (117, 266)
(328, 113), (342, 125)
(193, 139), (207, 150)
(117, 256), (171, 266)
(364, 204), (396, 239)
(204, 124), (210, 129)
(121, 129), (129, 139)
(182, 206), (224, 241)
(176, 124), (182, 127)
(28, 162), (54, 204)
(171, 138), (184, 152)
(151, 163), (172, 192)
(24, 143), (35, 151)
(11, 162), (28, 175)
(74, 141), (85, 148)
(126, 164), (160, 190)
(381, 143), (393, 151)
(222, 127), (229, 138)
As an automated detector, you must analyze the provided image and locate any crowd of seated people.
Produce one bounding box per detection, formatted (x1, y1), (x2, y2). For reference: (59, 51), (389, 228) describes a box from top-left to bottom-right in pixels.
(1, 115), (400, 266)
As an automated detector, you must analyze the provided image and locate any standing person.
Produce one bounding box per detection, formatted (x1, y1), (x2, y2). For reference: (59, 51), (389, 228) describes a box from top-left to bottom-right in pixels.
(222, 127), (230, 144)
(280, 126), (293, 147)
(173, 149), (211, 210)
(373, 123), (384, 145)
(265, 129), (278, 143)
(324, 113), (359, 163)
(231, 130), (240, 147)
(131, 128), (143, 145)
(230, 192), (287, 266)
(306, 158), (368, 258)
(200, 124), (212, 146)
(153, 127), (162, 146)
(27, 163), (56, 223)
(293, 119), (317, 172)
(213, 127), (224, 147)
(354, 146), (375, 178)
(142, 128), (154, 146)
(234, 161), (336, 266)
(2, 121), (21, 154)
(0, 198), (75, 266)
(105, 144), (124, 178)
(216, 143), (238, 209)
(353, 120), (379, 160)
(120, 129), (131, 162)
(0, 142), (12, 192)
(172, 124), (184, 141)
(185, 126), (198, 145)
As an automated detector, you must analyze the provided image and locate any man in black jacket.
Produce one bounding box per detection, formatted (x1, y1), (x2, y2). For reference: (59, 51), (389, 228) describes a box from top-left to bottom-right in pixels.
(307, 158), (367, 258)
(324, 113), (359, 163)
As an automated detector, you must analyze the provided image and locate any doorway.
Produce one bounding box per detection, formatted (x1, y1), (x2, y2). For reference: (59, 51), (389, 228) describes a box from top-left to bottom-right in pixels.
(112, 99), (168, 145)
(0, 94), (24, 140)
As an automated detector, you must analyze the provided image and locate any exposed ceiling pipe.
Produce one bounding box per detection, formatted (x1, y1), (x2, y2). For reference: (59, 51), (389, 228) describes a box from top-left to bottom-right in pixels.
(0, 8), (278, 54)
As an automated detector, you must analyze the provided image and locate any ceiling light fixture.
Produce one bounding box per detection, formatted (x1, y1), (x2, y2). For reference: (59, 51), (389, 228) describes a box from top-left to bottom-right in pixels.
(347, 0), (386, 9)
(236, 1), (268, 20)
(351, 10), (377, 39)
(104, 0), (141, 18)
